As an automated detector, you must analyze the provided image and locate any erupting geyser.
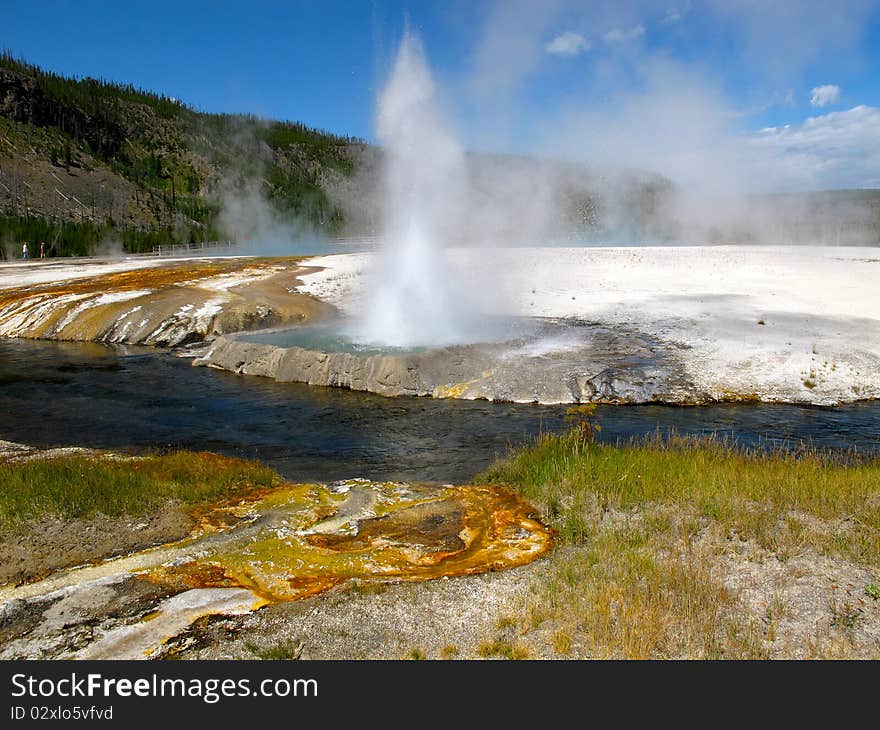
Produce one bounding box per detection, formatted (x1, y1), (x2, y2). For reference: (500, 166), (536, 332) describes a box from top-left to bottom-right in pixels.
(355, 30), (476, 348)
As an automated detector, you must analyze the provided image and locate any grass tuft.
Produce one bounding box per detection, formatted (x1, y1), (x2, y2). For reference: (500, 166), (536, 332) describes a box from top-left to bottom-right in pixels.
(479, 431), (880, 566)
(244, 640), (304, 660)
(477, 637), (530, 660)
(0, 451), (280, 528)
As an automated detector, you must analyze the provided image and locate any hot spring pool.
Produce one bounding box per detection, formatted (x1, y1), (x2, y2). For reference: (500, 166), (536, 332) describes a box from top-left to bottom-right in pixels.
(237, 316), (543, 354)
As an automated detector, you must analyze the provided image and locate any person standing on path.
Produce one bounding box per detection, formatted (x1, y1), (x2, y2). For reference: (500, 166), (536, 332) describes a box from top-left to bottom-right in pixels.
(21, 242), (29, 259)
(39, 241), (45, 259)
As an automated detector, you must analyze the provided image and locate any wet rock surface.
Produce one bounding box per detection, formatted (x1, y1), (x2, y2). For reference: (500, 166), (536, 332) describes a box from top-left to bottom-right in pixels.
(195, 318), (702, 404)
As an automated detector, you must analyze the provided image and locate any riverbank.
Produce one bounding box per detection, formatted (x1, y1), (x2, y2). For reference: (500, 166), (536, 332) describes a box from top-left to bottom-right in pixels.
(4, 435), (875, 659)
(472, 431), (880, 658)
(1, 247), (878, 405)
(0, 442), (551, 659)
(0, 445), (280, 584)
(187, 433), (880, 660)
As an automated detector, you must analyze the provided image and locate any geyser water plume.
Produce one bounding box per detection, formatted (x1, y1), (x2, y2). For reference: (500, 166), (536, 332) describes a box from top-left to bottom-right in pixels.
(354, 30), (477, 348)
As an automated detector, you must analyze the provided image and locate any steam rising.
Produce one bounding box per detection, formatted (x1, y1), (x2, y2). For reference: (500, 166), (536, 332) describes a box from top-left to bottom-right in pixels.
(354, 31), (478, 347)
(219, 2), (878, 332)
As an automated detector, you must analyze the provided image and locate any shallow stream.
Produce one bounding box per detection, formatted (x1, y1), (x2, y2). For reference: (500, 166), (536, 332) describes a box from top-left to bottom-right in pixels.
(1, 338), (878, 484)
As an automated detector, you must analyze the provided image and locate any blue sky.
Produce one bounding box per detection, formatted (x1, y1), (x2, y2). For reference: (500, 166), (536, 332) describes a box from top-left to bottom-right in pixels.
(3, 1), (879, 191)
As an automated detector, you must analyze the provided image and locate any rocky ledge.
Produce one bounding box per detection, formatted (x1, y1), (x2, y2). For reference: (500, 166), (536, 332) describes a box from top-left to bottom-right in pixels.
(194, 319), (704, 404)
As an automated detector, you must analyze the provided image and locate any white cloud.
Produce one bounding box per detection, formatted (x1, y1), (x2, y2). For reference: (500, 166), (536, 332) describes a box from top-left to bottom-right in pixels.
(463, 0), (878, 191)
(749, 105), (880, 190)
(603, 24), (646, 43)
(810, 84), (841, 107)
(469, 0), (567, 98)
(545, 31), (590, 56)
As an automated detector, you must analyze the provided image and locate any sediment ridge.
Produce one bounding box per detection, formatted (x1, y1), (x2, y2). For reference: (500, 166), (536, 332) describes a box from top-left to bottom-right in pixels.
(0, 257), (331, 347)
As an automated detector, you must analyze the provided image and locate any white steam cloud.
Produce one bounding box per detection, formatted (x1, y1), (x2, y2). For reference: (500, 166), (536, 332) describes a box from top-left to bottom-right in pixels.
(211, 120), (341, 257)
(331, 0), (878, 286)
(217, 177), (327, 257)
(442, 0), (880, 243)
(355, 30), (479, 347)
(463, 0), (877, 189)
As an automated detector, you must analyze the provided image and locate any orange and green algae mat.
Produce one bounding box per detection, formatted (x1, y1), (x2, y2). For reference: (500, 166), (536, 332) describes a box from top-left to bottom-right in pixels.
(153, 478), (552, 602)
(0, 477), (551, 658)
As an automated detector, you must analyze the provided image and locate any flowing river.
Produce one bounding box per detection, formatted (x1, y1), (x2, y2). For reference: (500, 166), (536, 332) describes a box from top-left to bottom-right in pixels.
(1, 338), (878, 483)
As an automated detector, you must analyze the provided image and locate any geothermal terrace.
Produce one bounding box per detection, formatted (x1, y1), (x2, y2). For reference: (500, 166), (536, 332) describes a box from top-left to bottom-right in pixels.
(1, 245), (879, 406)
(1, 245), (878, 660)
(210, 245), (880, 405)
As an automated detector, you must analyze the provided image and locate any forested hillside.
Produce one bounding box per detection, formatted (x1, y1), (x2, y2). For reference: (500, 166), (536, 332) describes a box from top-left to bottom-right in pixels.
(0, 53), (364, 256)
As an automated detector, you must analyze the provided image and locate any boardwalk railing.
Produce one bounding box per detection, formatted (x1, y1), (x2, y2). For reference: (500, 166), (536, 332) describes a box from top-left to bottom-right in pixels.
(151, 240), (236, 256)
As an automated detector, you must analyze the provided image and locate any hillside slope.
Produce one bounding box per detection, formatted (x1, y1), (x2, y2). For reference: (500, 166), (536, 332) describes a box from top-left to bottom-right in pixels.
(0, 54), (363, 255)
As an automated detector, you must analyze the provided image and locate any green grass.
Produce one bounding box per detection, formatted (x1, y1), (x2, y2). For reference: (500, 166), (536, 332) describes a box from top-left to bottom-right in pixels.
(244, 640), (304, 660)
(479, 432), (880, 565)
(476, 431), (880, 659)
(0, 451), (280, 528)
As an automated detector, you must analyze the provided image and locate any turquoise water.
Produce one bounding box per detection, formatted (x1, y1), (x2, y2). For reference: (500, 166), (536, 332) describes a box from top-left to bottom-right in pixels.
(238, 317), (542, 353)
(239, 322), (427, 356)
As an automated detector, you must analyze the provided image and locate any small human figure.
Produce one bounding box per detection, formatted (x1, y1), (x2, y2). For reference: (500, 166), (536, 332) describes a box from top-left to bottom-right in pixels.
(39, 241), (45, 259)
(21, 242), (29, 259)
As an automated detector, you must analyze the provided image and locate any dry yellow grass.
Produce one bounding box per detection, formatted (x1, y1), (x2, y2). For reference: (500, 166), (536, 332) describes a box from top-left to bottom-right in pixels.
(478, 432), (880, 659)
